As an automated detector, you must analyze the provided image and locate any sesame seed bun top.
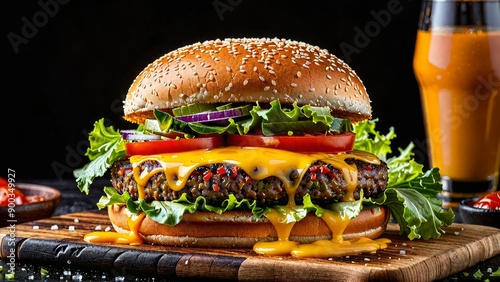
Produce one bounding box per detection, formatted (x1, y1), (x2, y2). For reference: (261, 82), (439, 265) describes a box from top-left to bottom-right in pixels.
(123, 38), (372, 124)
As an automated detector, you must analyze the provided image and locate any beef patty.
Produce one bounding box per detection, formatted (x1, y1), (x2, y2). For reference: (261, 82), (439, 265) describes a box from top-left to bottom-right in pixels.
(110, 158), (388, 207)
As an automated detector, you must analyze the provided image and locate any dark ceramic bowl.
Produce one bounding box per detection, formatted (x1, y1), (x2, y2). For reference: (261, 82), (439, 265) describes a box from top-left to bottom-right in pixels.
(0, 183), (61, 227)
(458, 199), (500, 229)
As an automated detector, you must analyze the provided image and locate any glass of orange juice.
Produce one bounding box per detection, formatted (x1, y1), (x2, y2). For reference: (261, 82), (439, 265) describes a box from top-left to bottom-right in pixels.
(413, 0), (500, 219)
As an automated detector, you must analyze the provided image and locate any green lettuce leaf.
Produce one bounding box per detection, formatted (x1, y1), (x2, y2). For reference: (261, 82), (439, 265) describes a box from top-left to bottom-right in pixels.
(353, 118), (395, 162)
(273, 205), (309, 223)
(354, 119), (454, 240)
(73, 119), (126, 194)
(302, 193), (363, 220)
(256, 100), (337, 136)
(96, 186), (131, 209)
(386, 143), (426, 187)
(139, 199), (190, 226)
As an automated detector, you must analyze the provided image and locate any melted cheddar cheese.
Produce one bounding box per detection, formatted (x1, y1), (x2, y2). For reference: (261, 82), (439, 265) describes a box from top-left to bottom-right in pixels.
(84, 209), (145, 245)
(84, 146), (391, 257)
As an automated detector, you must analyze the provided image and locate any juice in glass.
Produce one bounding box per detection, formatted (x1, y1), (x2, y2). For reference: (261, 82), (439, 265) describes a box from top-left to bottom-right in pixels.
(413, 28), (500, 204)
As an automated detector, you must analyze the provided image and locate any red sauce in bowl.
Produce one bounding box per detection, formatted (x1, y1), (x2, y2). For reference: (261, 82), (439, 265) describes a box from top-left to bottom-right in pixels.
(472, 191), (500, 210)
(0, 177), (45, 206)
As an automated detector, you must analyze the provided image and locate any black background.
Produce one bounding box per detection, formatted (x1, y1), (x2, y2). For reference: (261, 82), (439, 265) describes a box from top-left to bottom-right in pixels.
(4, 0), (429, 181)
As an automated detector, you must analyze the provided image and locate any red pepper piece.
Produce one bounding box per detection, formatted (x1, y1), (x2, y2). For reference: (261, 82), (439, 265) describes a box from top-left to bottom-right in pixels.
(203, 171), (213, 182)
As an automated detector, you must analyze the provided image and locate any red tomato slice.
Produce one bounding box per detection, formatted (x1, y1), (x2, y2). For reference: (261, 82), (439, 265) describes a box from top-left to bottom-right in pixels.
(226, 132), (356, 153)
(125, 136), (225, 156)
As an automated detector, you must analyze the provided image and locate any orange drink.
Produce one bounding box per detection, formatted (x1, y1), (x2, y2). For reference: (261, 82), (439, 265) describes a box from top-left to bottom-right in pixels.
(413, 0), (500, 212)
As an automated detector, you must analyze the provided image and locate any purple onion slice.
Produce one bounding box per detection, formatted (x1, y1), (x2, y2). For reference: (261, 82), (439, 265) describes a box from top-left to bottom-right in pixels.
(175, 105), (251, 123)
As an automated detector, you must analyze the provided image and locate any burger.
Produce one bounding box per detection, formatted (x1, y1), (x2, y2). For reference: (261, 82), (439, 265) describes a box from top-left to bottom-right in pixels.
(74, 38), (453, 257)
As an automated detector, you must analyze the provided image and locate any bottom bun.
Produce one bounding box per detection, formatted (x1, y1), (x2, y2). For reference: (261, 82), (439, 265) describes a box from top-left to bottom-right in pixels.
(108, 204), (390, 248)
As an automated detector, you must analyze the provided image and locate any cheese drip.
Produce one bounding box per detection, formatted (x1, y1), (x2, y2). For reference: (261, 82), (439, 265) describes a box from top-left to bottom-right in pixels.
(84, 209), (145, 245)
(254, 208), (391, 257)
(87, 146), (390, 257)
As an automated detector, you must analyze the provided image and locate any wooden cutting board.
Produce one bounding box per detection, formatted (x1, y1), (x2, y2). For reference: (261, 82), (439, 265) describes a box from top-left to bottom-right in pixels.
(1, 210), (499, 281)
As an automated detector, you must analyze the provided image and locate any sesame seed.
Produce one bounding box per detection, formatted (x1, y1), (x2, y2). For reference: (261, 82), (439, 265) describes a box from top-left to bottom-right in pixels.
(290, 83), (297, 87)
(309, 88), (315, 92)
(259, 76), (265, 82)
(296, 71), (302, 78)
(264, 86), (270, 91)
(243, 79), (249, 85)
(326, 75), (332, 80)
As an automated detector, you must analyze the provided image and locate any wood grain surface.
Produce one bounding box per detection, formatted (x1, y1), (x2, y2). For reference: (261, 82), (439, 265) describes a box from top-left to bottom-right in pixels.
(1, 210), (499, 281)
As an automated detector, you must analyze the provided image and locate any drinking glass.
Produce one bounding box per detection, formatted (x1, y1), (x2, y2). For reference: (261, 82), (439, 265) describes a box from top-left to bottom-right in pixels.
(413, 0), (500, 219)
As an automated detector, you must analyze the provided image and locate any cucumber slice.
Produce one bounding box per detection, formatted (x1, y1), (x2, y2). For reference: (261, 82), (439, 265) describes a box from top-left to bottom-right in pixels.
(216, 103), (233, 111)
(143, 119), (163, 134)
(172, 104), (219, 116)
